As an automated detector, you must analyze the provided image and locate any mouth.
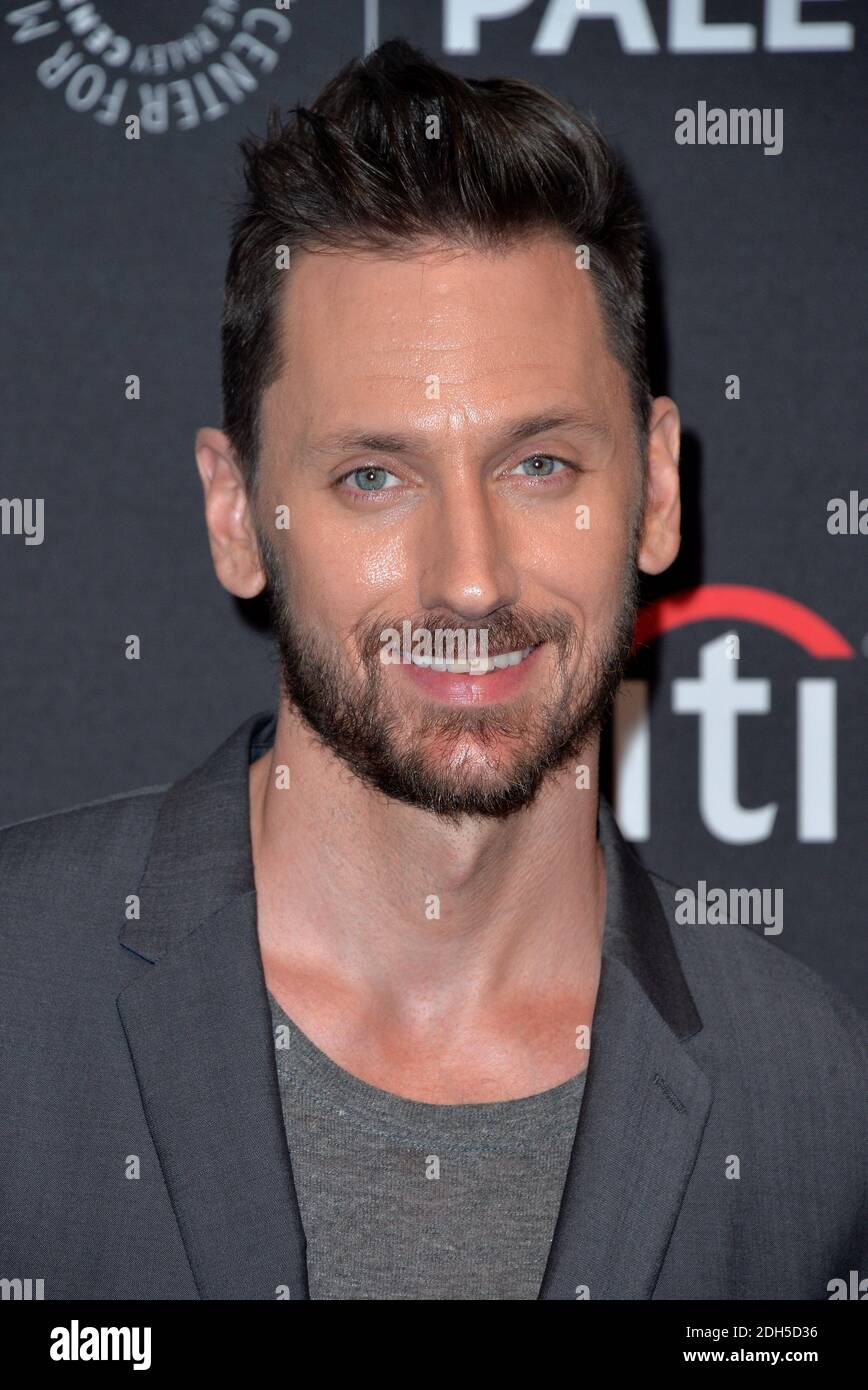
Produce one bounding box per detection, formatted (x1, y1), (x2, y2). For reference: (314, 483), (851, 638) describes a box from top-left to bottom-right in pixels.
(408, 644), (536, 675)
(397, 642), (544, 706)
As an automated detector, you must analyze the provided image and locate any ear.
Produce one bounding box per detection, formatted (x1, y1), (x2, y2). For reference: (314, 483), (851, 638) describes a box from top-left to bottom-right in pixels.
(636, 396), (681, 576)
(194, 427), (266, 599)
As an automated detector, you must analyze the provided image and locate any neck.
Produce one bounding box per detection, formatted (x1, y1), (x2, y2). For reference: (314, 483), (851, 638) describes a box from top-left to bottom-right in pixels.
(250, 696), (606, 1022)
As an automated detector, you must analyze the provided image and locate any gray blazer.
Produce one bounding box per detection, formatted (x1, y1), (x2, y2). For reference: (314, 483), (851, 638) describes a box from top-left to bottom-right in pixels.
(1, 709), (865, 1300)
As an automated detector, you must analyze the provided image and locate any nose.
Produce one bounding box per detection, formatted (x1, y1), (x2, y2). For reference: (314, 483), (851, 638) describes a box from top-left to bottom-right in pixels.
(417, 474), (520, 622)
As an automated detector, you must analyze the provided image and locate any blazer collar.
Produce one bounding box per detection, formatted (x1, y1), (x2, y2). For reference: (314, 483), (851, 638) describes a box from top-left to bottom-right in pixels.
(118, 708), (708, 1300)
(120, 710), (275, 964)
(121, 706), (701, 1039)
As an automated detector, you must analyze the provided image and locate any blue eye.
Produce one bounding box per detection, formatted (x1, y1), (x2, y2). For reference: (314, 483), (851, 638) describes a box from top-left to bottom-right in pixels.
(344, 466), (400, 492)
(511, 454), (569, 478)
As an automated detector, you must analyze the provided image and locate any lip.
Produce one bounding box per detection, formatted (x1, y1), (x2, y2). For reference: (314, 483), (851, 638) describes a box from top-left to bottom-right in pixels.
(396, 643), (544, 705)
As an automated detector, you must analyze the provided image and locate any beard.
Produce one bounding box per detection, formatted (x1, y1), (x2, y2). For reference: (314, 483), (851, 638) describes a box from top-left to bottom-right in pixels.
(257, 532), (640, 823)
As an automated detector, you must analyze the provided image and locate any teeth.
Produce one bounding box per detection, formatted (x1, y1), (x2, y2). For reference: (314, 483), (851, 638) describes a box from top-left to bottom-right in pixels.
(410, 646), (534, 674)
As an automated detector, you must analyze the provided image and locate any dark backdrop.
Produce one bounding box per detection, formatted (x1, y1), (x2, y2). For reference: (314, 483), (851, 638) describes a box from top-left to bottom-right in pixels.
(1, 1), (865, 1010)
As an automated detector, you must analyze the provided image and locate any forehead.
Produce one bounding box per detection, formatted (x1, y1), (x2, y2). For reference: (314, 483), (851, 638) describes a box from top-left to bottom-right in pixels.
(262, 232), (626, 442)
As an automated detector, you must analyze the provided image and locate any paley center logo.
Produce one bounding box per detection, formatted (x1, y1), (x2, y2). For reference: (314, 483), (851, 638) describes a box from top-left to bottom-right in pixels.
(7, 1), (855, 129)
(612, 584), (855, 845)
(438, 1), (855, 55)
(4, 0), (297, 134)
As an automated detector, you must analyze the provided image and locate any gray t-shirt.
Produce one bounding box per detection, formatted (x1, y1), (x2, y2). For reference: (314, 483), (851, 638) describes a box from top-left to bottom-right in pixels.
(268, 988), (587, 1300)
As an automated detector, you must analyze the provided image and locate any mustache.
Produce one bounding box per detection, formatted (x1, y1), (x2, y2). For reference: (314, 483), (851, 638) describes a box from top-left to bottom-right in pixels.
(354, 607), (581, 665)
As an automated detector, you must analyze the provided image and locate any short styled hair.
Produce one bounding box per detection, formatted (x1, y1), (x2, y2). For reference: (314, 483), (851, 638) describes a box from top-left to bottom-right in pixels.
(221, 38), (652, 491)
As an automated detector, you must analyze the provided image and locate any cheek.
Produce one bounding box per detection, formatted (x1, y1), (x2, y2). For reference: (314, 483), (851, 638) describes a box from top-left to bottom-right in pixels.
(284, 527), (411, 624)
(352, 531), (409, 593)
(520, 503), (630, 621)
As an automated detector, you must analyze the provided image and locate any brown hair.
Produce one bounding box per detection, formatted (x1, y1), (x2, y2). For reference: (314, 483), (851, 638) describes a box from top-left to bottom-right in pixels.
(221, 38), (652, 490)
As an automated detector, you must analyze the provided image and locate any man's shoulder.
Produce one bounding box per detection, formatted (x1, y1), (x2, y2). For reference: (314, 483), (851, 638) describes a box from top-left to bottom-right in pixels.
(647, 865), (868, 1056)
(0, 782), (170, 901)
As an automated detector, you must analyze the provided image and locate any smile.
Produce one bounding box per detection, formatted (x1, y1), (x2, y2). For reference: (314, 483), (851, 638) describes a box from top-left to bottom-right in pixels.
(409, 645), (535, 675)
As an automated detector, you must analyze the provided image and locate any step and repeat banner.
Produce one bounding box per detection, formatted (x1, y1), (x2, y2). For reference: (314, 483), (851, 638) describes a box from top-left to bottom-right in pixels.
(1, 1), (865, 1008)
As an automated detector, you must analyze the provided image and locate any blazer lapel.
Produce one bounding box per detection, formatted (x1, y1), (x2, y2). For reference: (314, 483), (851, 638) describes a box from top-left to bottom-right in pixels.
(538, 802), (712, 1300)
(118, 712), (309, 1300)
(117, 710), (709, 1302)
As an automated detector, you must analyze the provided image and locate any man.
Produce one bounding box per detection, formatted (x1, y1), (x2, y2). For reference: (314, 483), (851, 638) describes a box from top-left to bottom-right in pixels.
(1, 40), (865, 1302)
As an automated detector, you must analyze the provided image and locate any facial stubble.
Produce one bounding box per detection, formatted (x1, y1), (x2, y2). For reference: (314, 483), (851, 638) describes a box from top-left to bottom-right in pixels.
(255, 509), (641, 821)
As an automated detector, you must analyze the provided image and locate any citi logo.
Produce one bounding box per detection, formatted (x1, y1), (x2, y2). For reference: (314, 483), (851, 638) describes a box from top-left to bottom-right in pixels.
(613, 585), (855, 845)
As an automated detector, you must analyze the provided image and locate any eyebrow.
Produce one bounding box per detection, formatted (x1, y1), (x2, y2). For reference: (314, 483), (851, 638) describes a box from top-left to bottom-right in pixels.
(306, 408), (609, 459)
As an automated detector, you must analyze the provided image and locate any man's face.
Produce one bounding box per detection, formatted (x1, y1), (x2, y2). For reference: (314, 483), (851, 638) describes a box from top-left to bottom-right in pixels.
(255, 232), (646, 820)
